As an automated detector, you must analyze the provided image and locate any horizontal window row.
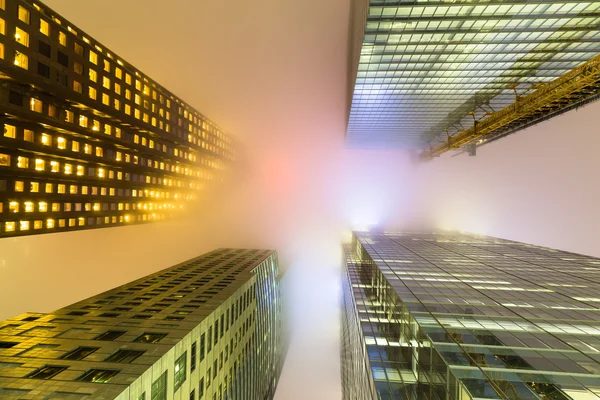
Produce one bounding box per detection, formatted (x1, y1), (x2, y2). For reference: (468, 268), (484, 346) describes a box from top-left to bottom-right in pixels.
(1, 200), (179, 214)
(1, 213), (166, 232)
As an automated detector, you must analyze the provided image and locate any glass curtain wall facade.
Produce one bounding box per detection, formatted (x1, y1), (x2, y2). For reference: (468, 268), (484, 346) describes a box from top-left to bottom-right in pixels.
(0, 0), (235, 238)
(341, 231), (600, 400)
(0, 248), (284, 400)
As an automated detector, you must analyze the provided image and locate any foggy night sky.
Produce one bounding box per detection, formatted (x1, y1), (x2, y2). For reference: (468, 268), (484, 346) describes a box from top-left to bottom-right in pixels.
(1, 0), (600, 399)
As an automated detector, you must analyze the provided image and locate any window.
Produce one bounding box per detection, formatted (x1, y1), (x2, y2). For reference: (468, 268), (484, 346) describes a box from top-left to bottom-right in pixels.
(74, 42), (83, 56)
(37, 62), (50, 78)
(191, 341), (197, 372)
(174, 352), (187, 392)
(58, 31), (66, 46)
(200, 333), (205, 361)
(18, 5), (30, 24)
(104, 349), (145, 363)
(60, 347), (99, 361)
(0, 341), (18, 348)
(103, 76), (110, 89)
(134, 332), (167, 344)
(14, 51), (28, 69)
(190, 390), (195, 400)
(151, 371), (167, 400)
(199, 377), (204, 398)
(57, 50), (68, 67)
(89, 86), (97, 100)
(40, 19), (49, 36)
(30, 98), (43, 112)
(94, 330), (125, 341)
(15, 27), (29, 47)
(77, 369), (120, 383)
(208, 327), (212, 352)
(26, 365), (67, 379)
(89, 69), (97, 82)
(89, 51), (98, 64)
(3, 124), (15, 138)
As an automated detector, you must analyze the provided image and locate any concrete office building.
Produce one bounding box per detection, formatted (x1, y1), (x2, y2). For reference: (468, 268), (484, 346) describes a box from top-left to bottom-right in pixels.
(0, 248), (284, 399)
(342, 231), (600, 400)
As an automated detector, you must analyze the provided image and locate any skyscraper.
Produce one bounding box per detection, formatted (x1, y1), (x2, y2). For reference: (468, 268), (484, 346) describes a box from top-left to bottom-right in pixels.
(0, 0), (235, 238)
(342, 231), (600, 400)
(0, 248), (284, 400)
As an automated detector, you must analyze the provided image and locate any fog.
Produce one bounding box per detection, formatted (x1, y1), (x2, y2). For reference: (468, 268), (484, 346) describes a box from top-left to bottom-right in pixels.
(1, 0), (599, 398)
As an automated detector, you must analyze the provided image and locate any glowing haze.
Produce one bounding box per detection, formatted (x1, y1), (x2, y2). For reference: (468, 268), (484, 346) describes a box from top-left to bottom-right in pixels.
(1, 0), (599, 399)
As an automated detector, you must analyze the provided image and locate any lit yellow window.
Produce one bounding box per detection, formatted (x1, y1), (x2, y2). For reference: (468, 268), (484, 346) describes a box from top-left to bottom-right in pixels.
(108, 170), (114, 179)
(58, 219), (65, 228)
(143, 113), (149, 123)
(0, 153), (11, 167)
(64, 163), (72, 175)
(166, 99), (171, 107)
(46, 219), (55, 229)
(141, 137), (147, 146)
(17, 156), (28, 168)
(102, 93), (109, 105)
(109, 188), (115, 196)
(96, 147), (103, 157)
(117, 171), (122, 180)
(125, 89), (131, 100)
(9, 202), (19, 213)
(3, 124), (16, 139)
(41, 133), (51, 145)
(89, 86), (97, 100)
(92, 203), (100, 211)
(79, 115), (88, 127)
(78, 217), (85, 226)
(92, 120), (100, 131)
(151, 117), (157, 127)
(113, 98), (120, 110)
(89, 51), (97, 64)
(0, 43), (5, 60)
(72, 141), (79, 152)
(0, 18), (4, 35)
(57, 137), (66, 149)
(15, 27), (29, 47)
(18, 6), (29, 24)
(134, 94), (140, 105)
(5, 221), (16, 232)
(45, 183), (53, 193)
(68, 218), (75, 227)
(114, 83), (121, 95)
(115, 127), (121, 138)
(69, 185), (77, 194)
(33, 220), (43, 230)
(98, 168), (106, 178)
(100, 187), (107, 196)
(37, 202), (48, 213)
(76, 165), (84, 176)
(30, 98), (42, 112)
(124, 104), (131, 115)
(57, 184), (66, 194)
(65, 110), (74, 123)
(51, 203), (60, 212)
(103, 59), (110, 72)
(134, 109), (140, 119)
(40, 19), (49, 36)
(89, 69), (97, 82)
(14, 51), (28, 69)
(84, 144), (91, 154)
(73, 81), (82, 93)
(133, 134), (139, 144)
(58, 31), (66, 46)
(115, 151), (122, 161)
(115, 67), (122, 79)
(50, 161), (59, 173)
(34, 158), (44, 171)
(103, 76), (110, 89)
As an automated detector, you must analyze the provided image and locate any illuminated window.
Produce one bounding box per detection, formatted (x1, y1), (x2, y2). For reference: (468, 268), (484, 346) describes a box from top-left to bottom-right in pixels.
(46, 219), (55, 229)
(113, 98), (120, 110)
(89, 69), (97, 82)
(3, 124), (15, 139)
(70, 185), (78, 194)
(115, 152), (122, 162)
(58, 31), (66, 46)
(89, 86), (97, 100)
(73, 81), (82, 93)
(0, 18), (4, 35)
(125, 74), (131, 85)
(65, 110), (74, 123)
(124, 104), (131, 115)
(68, 218), (75, 227)
(57, 184), (65, 194)
(17, 156), (28, 168)
(93, 203), (100, 211)
(134, 135), (139, 144)
(0, 152), (9, 167)
(134, 109), (140, 119)
(41, 133), (51, 146)
(72, 141), (79, 152)
(134, 94), (140, 105)
(56, 137), (66, 150)
(14, 51), (28, 69)
(102, 76), (110, 89)
(96, 147), (103, 157)
(50, 161), (59, 173)
(102, 93), (109, 105)
(89, 51), (97, 64)
(135, 80), (141, 91)
(45, 183), (53, 193)
(40, 19), (49, 36)
(39, 202), (48, 212)
(52, 203), (60, 212)
(103, 59), (110, 72)
(5, 221), (15, 232)
(18, 6), (30, 24)
(58, 219), (65, 227)
(20, 220), (30, 231)
(84, 144), (92, 154)
(92, 120), (100, 131)
(30, 183), (39, 192)
(33, 220), (42, 230)
(114, 83), (121, 95)
(98, 168), (105, 178)
(30, 98), (42, 113)
(74, 43), (83, 56)
(125, 89), (131, 100)
(0, 43), (4, 59)
(24, 202), (34, 212)
(115, 67), (122, 79)
(9, 202), (18, 213)
(15, 27), (29, 47)
(34, 159), (44, 171)
(81, 186), (88, 195)
(115, 128), (121, 138)
(14, 181), (24, 192)
(79, 115), (88, 127)
(48, 104), (57, 117)
(78, 217), (85, 226)
(76, 165), (85, 176)
(64, 163), (72, 175)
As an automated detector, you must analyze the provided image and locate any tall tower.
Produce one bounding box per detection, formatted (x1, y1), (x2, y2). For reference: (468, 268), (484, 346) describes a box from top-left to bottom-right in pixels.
(0, 248), (285, 399)
(0, 0), (235, 238)
(342, 231), (600, 400)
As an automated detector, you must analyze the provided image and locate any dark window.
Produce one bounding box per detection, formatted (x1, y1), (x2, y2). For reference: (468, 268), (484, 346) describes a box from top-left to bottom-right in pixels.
(207, 327), (212, 353)
(104, 349), (145, 363)
(0, 342), (18, 348)
(57, 51), (68, 67)
(166, 316), (183, 321)
(151, 371), (167, 400)
(68, 311), (88, 316)
(60, 347), (99, 361)
(99, 313), (120, 318)
(190, 389), (195, 400)
(8, 91), (23, 106)
(199, 377), (204, 398)
(220, 315), (224, 338)
(200, 334), (205, 361)
(94, 330), (126, 341)
(191, 342), (197, 372)
(77, 369), (120, 383)
(134, 332), (167, 344)
(21, 316), (40, 322)
(38, 40), (51, 58)
(26, 365), (67, 379)
(174, 352), (187, 392)
(133, 314), (151, 319)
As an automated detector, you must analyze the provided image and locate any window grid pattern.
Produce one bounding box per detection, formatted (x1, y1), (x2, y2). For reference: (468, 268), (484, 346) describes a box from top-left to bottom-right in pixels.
(347, 0), (600, 148)
(342, 231), (600, 400)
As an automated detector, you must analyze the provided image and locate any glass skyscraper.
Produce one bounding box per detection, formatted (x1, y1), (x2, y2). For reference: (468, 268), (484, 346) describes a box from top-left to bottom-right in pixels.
(342, 231), (600, 400)
(0, 248), (284, 400)
(0, 0), (234, 238)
